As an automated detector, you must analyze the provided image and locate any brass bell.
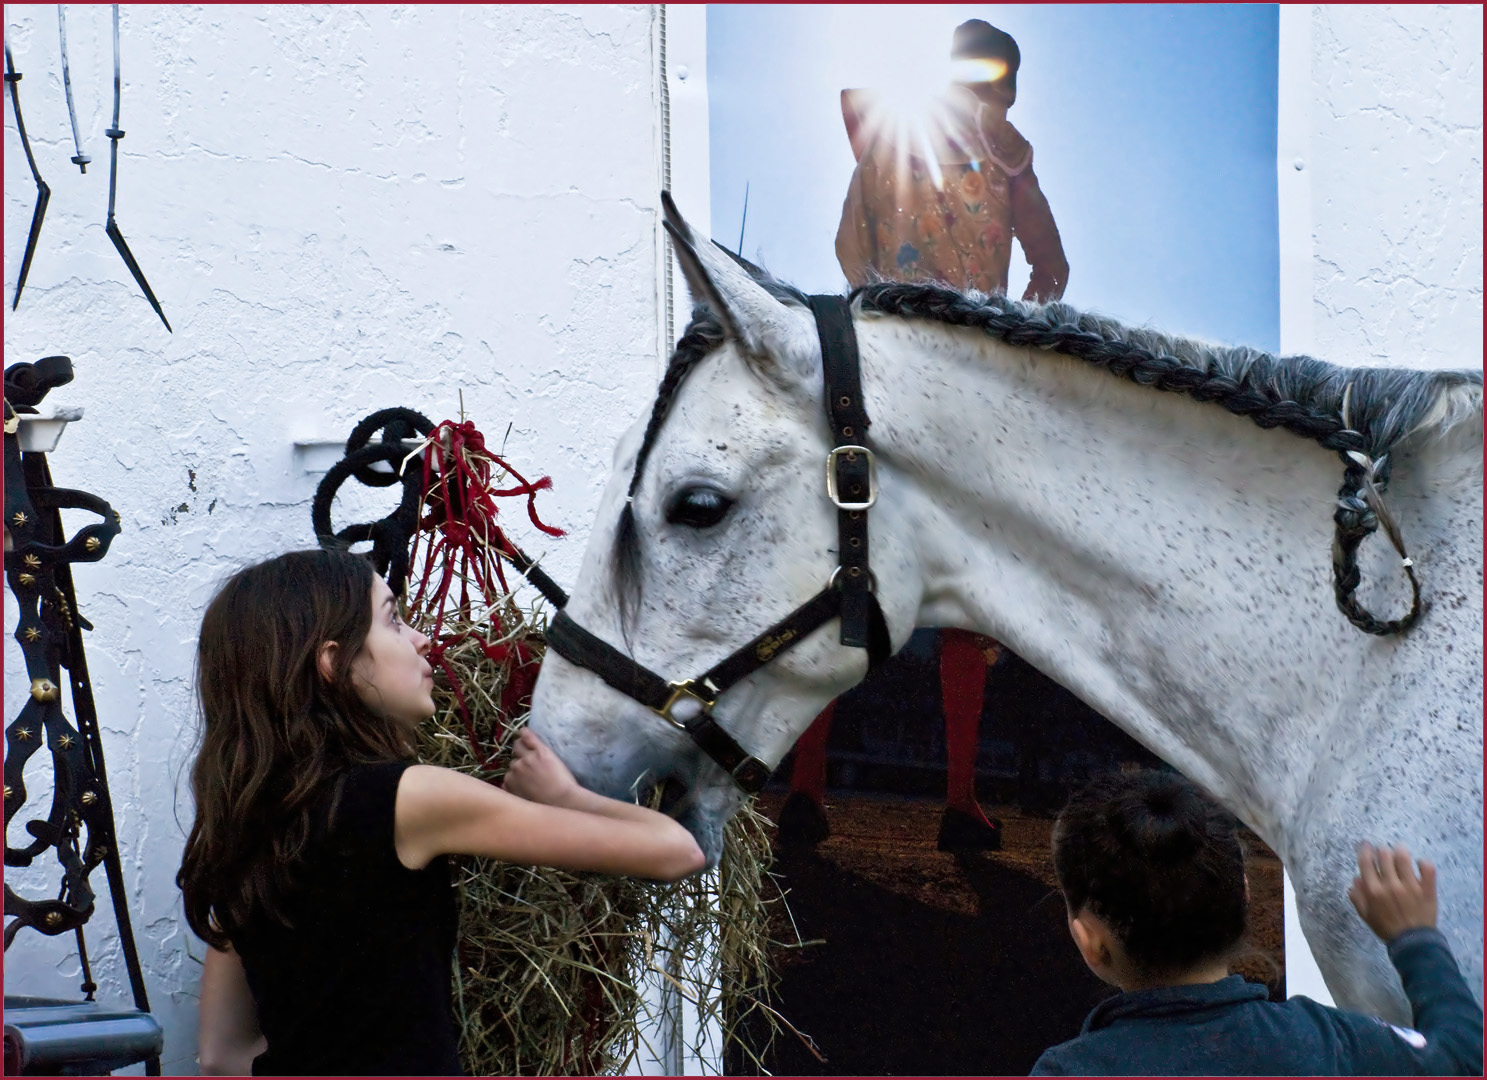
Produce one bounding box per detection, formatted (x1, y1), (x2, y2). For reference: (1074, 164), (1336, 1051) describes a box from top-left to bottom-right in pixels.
(30, 678), (59, 703)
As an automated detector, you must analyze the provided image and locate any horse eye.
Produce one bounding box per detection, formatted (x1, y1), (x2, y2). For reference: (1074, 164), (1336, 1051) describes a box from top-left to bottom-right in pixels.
(665, 487), (733, 529)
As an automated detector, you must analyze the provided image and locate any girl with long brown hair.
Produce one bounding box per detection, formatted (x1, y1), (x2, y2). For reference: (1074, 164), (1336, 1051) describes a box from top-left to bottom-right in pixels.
(177, 548), (703, 1075)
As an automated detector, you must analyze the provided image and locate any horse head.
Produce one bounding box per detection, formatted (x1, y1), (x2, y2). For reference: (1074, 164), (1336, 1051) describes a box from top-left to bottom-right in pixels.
(527, 195), (920, 864)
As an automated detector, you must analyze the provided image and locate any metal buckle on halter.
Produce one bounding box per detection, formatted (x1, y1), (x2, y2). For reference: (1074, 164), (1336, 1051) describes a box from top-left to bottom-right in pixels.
(730, 756), (770, 791)
(825, 446), (877, 510)
(655, 679), (719, 731)
(827, 565), (878, 592)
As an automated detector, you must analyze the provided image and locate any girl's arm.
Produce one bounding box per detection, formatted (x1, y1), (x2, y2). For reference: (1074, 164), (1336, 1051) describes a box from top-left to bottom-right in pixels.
(197, 944), (267, 1076)
(393, 730), (706, 879)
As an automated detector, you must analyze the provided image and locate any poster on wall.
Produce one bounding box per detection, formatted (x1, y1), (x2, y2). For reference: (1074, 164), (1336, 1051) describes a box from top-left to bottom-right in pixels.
(704, 5), (1281, 1075)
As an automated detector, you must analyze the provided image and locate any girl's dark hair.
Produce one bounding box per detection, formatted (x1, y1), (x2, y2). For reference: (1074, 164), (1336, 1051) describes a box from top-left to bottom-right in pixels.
(176, 548), (413, 949)
(1052, 769), (1247, 976)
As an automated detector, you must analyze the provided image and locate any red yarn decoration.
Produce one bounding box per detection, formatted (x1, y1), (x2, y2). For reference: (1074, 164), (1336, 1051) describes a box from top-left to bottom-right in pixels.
(407, 419), (564, 765)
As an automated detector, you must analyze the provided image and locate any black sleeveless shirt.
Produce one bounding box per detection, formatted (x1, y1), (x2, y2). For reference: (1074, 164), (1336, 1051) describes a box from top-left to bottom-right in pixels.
(232, 762), (464, 1076)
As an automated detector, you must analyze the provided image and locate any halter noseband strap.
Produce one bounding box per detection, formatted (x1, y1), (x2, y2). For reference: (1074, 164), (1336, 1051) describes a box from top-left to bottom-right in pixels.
(544, 294), (890, 794)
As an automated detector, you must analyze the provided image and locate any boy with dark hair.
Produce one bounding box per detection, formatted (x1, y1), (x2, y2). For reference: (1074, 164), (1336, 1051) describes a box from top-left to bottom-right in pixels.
(1034, 770), (1482, 1075)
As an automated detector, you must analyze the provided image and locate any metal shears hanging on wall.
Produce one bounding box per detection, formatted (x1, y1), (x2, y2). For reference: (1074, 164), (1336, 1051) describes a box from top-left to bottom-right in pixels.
(104, 4), (170, 332)
(4, 43), (52, 312)
(5, 8), (170, 328)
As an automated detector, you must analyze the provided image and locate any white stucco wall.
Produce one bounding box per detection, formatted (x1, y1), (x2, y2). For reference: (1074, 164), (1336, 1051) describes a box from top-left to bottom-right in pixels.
(1282, 4), (1482, 372)
(1308, 4), (1482, 370)
(1278, 2), (1482, 1005)
(4, 5), (665, 1072)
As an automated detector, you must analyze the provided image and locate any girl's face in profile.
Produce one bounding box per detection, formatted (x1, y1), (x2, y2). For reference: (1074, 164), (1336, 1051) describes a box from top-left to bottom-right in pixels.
(350, 575), (436, 729)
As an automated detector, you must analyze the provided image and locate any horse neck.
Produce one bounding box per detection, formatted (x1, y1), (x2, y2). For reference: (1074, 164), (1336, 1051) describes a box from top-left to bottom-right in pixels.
(857, 315), (1406, 845)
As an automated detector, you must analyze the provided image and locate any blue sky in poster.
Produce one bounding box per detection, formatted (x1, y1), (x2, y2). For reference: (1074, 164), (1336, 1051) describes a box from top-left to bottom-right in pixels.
(707, 4), (1279, 351)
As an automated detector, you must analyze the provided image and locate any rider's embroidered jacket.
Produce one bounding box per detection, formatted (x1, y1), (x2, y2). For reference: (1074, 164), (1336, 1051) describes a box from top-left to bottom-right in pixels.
(835, 84), (1069, 303)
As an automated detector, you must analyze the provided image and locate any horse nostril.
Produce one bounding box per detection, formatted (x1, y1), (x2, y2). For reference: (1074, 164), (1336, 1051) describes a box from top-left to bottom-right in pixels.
(657, 776), (690, 817)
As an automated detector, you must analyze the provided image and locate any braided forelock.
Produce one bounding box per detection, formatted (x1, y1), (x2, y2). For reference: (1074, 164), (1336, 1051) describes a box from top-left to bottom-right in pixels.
(853, 280), (1481, 635)
(610, 265), (813, 633)
(611, 307), (726, 631)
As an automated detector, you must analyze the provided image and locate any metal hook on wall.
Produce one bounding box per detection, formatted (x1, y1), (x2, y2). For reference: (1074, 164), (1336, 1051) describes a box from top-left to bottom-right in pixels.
(58, 5), (91, 173)
(3, 43), (52, 312)
(104, 4), (171, 332)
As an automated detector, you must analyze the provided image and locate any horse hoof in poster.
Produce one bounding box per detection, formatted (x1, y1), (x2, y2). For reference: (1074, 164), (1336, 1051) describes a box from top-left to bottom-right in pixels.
(936, 807), (1003, 852)
(778, 791), (831, 848)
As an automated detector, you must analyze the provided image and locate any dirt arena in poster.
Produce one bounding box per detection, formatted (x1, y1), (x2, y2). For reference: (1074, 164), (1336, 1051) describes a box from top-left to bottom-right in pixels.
(738, 792), (1284, 1076)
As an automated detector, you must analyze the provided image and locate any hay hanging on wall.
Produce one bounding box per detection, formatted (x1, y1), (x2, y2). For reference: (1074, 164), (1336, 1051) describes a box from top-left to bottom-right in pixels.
(401, 416), (810, 1076)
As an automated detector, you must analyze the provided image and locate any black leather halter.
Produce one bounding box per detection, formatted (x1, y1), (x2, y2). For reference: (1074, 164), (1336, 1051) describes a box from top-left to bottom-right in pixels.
(545, 295), (890, 794)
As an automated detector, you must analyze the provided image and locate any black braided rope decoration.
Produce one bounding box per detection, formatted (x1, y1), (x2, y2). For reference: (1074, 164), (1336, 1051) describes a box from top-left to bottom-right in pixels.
(4, 357), (158, 1072)
(312, 408), (571, 609)
(311, 408), (435, 597)
(854, 281), (1426, 635)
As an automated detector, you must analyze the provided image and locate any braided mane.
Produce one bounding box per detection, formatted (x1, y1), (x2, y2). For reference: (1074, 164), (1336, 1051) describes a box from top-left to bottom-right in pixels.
(616, 270), (1480, 636)
(856, 281), (1481, 459)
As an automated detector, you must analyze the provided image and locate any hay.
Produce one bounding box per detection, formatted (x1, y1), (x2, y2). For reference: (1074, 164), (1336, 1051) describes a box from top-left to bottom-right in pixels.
(403, 421), (809, 1075)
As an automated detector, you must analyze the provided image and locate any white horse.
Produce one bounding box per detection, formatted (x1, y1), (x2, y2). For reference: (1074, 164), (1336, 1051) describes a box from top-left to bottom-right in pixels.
(528, 199), (1482, 1023)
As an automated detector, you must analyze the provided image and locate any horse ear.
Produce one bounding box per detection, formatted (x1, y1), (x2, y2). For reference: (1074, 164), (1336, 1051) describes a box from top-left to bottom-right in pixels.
(660, 192), (817, 387)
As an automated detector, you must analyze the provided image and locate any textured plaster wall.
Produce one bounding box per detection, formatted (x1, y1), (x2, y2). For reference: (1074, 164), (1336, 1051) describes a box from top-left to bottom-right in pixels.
(1278, 3), (1481, 1005)
(1309, 4), (1482, 370)
(3, 5), (663, 1072)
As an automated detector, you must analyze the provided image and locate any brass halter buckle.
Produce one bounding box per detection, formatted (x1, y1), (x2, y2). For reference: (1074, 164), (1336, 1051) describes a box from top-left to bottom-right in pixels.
(655, 679), (719, 731)
(825, 445), (877, 510)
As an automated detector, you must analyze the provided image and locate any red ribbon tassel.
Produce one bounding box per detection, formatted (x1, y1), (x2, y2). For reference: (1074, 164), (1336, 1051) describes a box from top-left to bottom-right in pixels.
(409, 419), (562, 764)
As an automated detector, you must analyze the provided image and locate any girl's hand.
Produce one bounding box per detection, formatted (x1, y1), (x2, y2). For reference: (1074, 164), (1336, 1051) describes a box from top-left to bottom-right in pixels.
(503, 729), (580, 807)
(1349, 842), (1438, 943)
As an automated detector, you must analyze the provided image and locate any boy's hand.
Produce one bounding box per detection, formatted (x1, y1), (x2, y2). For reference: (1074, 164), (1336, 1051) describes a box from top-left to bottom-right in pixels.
(1348, 842), (1438, 943)
(503, 729), (580, 808)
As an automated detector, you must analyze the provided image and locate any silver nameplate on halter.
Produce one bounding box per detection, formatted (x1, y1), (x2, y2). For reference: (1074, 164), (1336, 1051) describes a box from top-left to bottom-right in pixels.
(825, 445), (878, 510)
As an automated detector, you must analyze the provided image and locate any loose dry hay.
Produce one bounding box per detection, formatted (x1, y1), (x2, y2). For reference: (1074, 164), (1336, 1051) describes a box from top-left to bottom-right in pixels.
(410, 581), (808, 1075)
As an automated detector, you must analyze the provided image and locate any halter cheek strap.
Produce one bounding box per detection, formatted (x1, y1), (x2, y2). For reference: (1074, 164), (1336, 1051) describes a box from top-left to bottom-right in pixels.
(811, 294), (886, 654)
(543, 295), (890, 795)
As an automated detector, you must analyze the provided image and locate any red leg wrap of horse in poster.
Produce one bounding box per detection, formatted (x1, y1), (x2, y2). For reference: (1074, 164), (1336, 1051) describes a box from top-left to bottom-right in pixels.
(781, 629), (1003, 850)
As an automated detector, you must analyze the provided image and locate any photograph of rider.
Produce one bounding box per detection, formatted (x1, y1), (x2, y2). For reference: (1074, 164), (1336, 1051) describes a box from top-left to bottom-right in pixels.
(785, 19), (1071, 854)
(708, 2), (1280, 840)
(835, 19), (1069, 302)
(706, 5), (1284, 1074)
